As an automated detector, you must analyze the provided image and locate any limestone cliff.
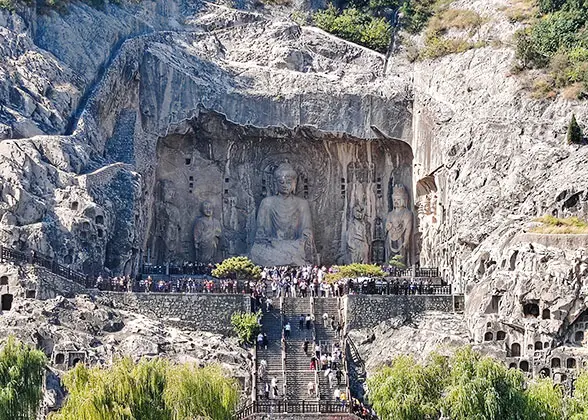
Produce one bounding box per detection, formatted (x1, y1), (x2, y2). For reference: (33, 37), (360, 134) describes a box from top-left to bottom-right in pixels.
(0, 0), (587, 382)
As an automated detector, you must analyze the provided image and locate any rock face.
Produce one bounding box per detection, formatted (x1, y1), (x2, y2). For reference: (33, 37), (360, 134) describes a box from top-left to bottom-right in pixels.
(0, 0), (588, 386)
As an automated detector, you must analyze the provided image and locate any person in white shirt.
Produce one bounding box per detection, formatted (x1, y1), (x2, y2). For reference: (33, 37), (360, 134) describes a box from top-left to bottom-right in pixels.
(334, 388), (341, 401)
(323, 312), (329, 326)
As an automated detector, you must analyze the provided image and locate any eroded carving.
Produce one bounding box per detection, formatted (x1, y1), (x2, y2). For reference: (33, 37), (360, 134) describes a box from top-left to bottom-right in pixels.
(346, 204), (370, 264)
(193, 201), (222, 263)
(250, 162), (315, 266)
(385, 184), (414, 266)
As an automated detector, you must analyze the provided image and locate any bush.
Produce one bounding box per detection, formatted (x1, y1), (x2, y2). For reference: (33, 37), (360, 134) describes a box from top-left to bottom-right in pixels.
(212, 256), (261, 280)
(325, 263), (385, 283)
(388, 255), (407, 268)
(51, 358), (239, 420)
(0, 337), (47, 420)
(531, 214), (588, 233)
(314, 6), (392, 53)
(231, 310), (262, 344)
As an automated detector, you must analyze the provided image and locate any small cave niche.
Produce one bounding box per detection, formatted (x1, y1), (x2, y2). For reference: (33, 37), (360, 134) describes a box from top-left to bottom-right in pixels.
(542, 309), (551, 320)
(552, 358), (561, 368)
(97, 229), (104, 238)
(496, 331), (506, 341)
(82, 221), (91, 231)
(509, 362), (517, 369)
(95, 215), (104, 225)
(486, 295), (502, 314)
(55, 353), (65, 365)
(185, 158), (191, 165)
(535, 341), (543, 350)
(523, 303), (540, 318)
(70, 201), (79, 211)
(511, 343), (521, 357)
(539, 368), (551, 378)
(575, 331), (585, 343)
(484, 332), (494, 341)
(509, 251), (518, 271)
(555, 373), (567, 383)
(25, 290), (36, 299)
(520, 360), (530, 372)
(64, 254), (73, 265)
(1, 294), (13, 311)
(567, 358), (577, 369)
(0, 276), (8, 286)
(544, 342), (550, 348)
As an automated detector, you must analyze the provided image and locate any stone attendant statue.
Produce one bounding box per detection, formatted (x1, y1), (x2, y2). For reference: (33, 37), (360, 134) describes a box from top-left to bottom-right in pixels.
(193, 200), (222, 263)
(385, 185), (414, 266)
(345, 204), (370, 264)
(250, 162), (315, 266)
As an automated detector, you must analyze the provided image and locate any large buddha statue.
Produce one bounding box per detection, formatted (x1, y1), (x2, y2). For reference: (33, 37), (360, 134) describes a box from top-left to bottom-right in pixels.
(250, 162), (315, 266)
(193, 200), (222, 263)
(385, 185), (414, 266)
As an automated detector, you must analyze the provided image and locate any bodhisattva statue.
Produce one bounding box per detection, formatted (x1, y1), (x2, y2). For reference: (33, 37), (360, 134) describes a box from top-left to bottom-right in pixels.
(193, 200), (222, 263)
(345, 204), (370, 264)
(250, 162), (315, 266)
(385, 185), (414, 266)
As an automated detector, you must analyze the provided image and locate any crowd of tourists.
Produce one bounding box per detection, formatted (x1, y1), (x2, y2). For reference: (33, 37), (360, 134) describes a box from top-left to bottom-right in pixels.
(94, 264), (446, 298)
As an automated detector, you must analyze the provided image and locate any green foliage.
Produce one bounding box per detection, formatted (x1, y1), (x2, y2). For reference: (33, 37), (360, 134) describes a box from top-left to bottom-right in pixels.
(567, 114), (585, 144)
(314, 5), (392, 53)
(0, 337), (47, 420)
(212, 256), (261, 280)
(531, 214), (588, 233)
(51, 358), (239, 420)
(325, 263), (385, 283)
(230, 310), (262, 344)
(388, 254), (407, 268)
(368, 346), (585, 420)
(0, 0), (14, 10)
(368, 354), (447, 419)
(514, 0), (588, 97)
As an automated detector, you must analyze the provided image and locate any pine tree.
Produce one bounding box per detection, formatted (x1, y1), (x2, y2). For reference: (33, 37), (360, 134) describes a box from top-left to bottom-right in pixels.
(567, 114), (584, 145)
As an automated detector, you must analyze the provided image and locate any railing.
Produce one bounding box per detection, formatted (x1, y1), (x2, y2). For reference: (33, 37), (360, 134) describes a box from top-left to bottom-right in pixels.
(0, 245), (90, 288)
(280, 296), (286, 400)
(346, 281), (451, 296)
(99, 278), (253, 294)
(234, 400), (356, 419)
(309, 295), (320, 401)
(385, 267), (439, 278)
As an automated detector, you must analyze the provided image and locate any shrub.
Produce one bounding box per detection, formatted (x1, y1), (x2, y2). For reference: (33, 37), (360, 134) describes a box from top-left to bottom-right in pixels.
(567, 114), (585, 144)
(212, 256), (262, 280)
(231, 310), (262, 344)
(325, 263), (385, 283)
(531, 214), (588, 233)
(388, 254), (407, 268)
(0, 337), (47, 420)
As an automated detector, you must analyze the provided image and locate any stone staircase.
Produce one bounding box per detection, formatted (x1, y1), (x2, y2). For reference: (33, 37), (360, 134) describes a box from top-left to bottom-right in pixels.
(257, 308), (284, 399)
(314, 297), (346, 401)
(282, 297), (318, 401)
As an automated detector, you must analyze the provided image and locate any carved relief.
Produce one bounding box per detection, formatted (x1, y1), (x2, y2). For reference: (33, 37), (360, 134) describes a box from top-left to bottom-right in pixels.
(345, 203), (370, 264)
(193, 200), (222, 263)
(385, 184), (414, 266)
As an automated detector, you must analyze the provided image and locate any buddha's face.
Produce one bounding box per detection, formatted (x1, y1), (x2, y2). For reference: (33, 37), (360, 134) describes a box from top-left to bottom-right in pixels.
(393, 195), (406, 209)
(353, 206), (364, 220)
(201, 201), (213, 217)
(275, 169), (297, 195)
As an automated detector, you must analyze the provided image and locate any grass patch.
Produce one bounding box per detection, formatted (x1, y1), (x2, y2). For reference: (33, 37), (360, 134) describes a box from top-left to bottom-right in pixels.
(530, 215), (588, 234)
(428, 8), (484, 33)
(501, 0), (539, 23)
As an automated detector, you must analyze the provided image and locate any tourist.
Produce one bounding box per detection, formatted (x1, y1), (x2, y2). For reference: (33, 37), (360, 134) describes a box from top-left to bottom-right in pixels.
(328, 369), (335, 388)
(266, 297), (273, 312)
(336, 369), (343, 385)
(299, 314), (305, 330)
(315, 343), (321, 359)
(330, 316), (336, 331)
(322, 312), (329, 326)
(262, 333), (268, 350)
(257, 332), (264, 349)
(264, 382), (270, 399)
(305, 314), (312, 329)
(307, 381), (315, 397)
(284, 322), (291, 338)
(334, 388), (341, 402)
(258, 360), (267, 379)
(303, 339), (309, 355)
(310, 356), (317, 371)
(271, 377), (278, 398)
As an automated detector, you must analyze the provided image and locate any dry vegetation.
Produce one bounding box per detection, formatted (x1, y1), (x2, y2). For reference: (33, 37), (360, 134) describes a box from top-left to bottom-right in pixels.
(500, 0), (538, 23)
(530, 215), (588, 234)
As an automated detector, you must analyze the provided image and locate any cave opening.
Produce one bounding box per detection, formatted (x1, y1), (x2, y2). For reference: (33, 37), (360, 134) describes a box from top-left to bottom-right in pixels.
(145, 111), (414, 267)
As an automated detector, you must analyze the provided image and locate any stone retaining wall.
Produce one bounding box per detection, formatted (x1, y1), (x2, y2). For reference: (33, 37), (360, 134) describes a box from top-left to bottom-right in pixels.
(344, 294), (457, 330)
(101, 292), (252, 334)
(36, 267), (87, 300)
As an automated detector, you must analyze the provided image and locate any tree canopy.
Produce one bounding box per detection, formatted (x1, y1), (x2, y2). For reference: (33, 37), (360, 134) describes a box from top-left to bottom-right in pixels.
(0, 337), (47, 420)
(212, 256), (262, 280)
(50, 358), (239, 420)
(325, 263), (385, 283)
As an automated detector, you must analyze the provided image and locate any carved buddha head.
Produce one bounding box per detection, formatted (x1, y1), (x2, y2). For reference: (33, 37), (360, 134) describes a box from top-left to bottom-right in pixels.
(392, 185), (409, 210)
(352, 204), (364, 220)
(201, 200), (213, 217)
(274, 162), (298, 196)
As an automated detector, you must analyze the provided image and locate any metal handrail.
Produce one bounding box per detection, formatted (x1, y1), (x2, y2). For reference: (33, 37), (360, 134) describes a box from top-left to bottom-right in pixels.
(280, 296), (286, 399)
(233, 399), (361, 419)
(309, 295), (320, 401)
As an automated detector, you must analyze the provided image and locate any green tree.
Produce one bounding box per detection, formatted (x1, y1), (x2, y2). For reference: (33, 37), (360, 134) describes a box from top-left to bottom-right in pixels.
(441, 347), (528, 420)
(230, 310), (262, 344)
(51, 358), (239, 420)
(325, 263), (385, 283)
(212, 256), (261, 280)
(367, 354), (447, 419)
(524, 378), (564, 420)
(567, 114), (584, 144)
(567, 371), (588, 419)
(0, 337), (47, 420)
